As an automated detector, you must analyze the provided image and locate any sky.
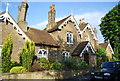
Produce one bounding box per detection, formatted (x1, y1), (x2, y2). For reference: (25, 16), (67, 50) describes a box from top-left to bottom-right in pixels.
(0, 0), (119, 43)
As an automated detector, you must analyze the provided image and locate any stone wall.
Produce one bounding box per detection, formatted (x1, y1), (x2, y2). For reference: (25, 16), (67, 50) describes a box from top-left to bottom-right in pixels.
(2, 69), (92, 80)
(1, 22), (26, 62)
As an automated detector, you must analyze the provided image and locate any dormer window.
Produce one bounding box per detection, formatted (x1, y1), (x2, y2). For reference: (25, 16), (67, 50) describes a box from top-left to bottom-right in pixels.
(66, 32), (73, 44)
(38, 49), (48, 59)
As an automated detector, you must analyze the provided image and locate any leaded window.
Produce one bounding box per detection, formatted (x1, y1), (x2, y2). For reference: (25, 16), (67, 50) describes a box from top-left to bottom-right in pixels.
(66, 32), (73, 44)
(62, 51), (70, 60)
(38, 49), (48, 59)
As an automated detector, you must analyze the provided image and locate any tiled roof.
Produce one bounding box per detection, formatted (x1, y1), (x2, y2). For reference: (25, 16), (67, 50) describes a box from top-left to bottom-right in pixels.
(25, 27), (59, 47)
(47, 15), (71, 33)
(72, 41), (89, 56)
(79, 23), (88, 30)
(99, 43), (109, 50)
(0, 11), (6, 15)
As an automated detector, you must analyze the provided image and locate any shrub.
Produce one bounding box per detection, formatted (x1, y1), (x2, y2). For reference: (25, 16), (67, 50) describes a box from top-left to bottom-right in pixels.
(61, 57), (80, 70)
(38, 57), (49, 63)
(38, 57), (50, 70)
(49, 58), (56, 64)
(10, 66), (27, 73)
(20, 40), (35, 71)
(29, 61), (45, 72)
(79, 61), (88, 68)
(2, 34), (13, 72)
(50, 62), (62, 70)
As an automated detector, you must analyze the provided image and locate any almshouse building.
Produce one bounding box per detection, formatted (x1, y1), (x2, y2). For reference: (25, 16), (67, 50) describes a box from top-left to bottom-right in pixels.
(0, 1), (114, 67)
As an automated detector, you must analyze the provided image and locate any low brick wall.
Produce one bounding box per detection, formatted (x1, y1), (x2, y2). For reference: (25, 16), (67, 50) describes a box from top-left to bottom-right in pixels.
(1, 68), (92, 79)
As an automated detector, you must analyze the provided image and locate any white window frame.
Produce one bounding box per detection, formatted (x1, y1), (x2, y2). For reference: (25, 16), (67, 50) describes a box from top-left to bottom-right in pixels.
(0, 45), (2, 57)
(38, 49), (48, 59)
(62, 51), (70, 60)
(66, 32), (73, 44)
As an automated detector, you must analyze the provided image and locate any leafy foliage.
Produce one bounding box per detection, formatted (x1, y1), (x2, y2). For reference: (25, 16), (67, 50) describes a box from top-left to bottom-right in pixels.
(61, 57), (88, 70)
(50, 62), (62, 70)
(10, 66), (27, 73)
(20, 40), (35, 71)
(2, 34), (13, 72)
(38, 57), (50, 70)
(99, 3), (120, 58)
(79, 61), (88, 68)
(96, 48), (107, 67)
(96, 48), (107, 56)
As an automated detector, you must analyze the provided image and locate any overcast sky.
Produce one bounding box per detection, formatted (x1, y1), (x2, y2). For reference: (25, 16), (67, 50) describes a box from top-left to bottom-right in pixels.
(1, 0), (119, 43)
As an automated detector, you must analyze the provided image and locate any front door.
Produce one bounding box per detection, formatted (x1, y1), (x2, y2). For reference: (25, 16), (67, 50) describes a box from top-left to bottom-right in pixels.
(84, 53), (89, 64)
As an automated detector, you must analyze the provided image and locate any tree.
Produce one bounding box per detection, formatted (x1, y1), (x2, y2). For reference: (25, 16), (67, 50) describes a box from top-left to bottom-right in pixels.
(20, 40), (35, 71)
(99, 3), (120, 58)
(96, 48), (107, 67)
(2, 34), (13, 72)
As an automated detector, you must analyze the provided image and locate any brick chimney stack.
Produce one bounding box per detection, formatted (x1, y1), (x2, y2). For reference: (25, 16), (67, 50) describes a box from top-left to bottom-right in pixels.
(17, 0), (28, 31)
(46, 4), (56, 31)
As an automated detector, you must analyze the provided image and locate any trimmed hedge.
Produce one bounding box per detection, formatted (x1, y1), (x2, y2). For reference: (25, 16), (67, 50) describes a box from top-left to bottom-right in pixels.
(10, 66), (27, 73)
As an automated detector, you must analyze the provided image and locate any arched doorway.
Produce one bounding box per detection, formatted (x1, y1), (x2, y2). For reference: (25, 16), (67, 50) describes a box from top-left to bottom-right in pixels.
(84, 53), (89, 64)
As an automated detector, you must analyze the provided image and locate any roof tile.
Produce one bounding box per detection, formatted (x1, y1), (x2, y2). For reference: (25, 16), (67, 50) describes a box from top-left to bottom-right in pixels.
(25, 27), (59, 47)
(72, 41), (89, 56)
(47, 15), (71, 32)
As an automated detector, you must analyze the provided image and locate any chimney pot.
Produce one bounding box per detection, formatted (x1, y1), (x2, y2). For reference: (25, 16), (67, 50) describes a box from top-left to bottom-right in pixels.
(50, 4), (55, 10)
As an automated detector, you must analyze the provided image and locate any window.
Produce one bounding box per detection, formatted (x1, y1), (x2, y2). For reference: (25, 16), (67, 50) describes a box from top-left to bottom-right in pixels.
(62, 51), (70, 60)
(66, 32), (73, 44)
(38, 49), (48, 59)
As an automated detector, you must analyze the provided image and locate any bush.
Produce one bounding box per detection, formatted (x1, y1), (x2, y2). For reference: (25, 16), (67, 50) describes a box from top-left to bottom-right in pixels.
(29, 61), (45, 72)
(50, 62), (62, 70)
(61, 57), (80, 70)
(38, 57), (50, 70)
(2, 34), (13, 72)
(10, 66), (27, 73)
(20, 40), (35, 71)
(79, 61), (88, 68)
(49, 58), (56, 64)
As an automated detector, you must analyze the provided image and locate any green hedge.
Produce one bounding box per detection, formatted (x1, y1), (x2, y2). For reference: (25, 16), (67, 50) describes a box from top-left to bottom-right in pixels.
(10, 66), (27, 73)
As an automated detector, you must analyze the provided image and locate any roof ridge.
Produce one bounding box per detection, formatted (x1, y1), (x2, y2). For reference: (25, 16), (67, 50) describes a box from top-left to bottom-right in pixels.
(28, 27), (43, 31)
(56, 15), (71, 23)
(0, 11), (6, 15)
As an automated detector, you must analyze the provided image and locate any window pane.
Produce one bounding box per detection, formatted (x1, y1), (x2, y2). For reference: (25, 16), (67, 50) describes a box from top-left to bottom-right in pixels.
(39, 50), (42, 54)
(43, 50), (47, 55)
